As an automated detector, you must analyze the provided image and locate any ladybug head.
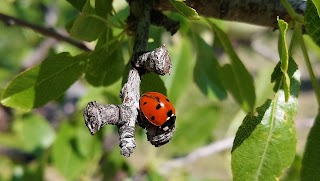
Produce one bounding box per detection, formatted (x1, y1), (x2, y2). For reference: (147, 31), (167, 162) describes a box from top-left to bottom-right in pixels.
(160, 114), (176, 131)
(146, 125), (175, 147)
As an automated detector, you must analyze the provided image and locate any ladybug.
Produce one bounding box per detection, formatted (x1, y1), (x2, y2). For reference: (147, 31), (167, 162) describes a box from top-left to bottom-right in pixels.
(139, 92), (176, 131)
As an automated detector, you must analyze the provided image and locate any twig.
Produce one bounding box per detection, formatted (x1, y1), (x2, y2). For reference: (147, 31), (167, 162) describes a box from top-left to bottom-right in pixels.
(159, 137), (234, 174)
(0, 13), (91, 52)
(84, 45), (174, 156)
(296, 25), (320, 109)
(280, 0), (304, 23)
(22, 38), (58, 68)
(150, 10), (180, 35)
(84, 0), (176, 157)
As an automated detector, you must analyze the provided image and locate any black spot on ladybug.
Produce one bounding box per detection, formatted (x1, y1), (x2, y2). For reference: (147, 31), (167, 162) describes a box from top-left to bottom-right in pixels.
(167, 110), (173, 117)
(143, 102), (147, 105)
(156, 104), (161, 110)
(166, 98), (170, 102)
(151, 116), (155, 120)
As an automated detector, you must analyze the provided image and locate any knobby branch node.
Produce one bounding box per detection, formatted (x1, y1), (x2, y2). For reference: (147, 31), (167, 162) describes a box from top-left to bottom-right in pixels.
(83, 0), (180, 157)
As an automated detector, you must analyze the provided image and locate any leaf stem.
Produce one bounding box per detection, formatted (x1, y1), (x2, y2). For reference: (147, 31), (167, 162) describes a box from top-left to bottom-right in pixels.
(112, 8), (126, 28)
(280, 0), (304, 23)
(296, 25), (320, 109)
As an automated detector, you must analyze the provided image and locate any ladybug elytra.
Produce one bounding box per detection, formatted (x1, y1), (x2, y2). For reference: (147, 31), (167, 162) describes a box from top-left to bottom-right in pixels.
(139, 92), (176, 131)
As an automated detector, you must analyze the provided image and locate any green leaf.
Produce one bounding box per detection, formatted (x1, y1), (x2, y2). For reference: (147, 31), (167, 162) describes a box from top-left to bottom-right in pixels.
(220, 64), (248, 107)
(231, 57), (300, 181)
(278, 18), (289, 73)
(305, 0), (320, 47)
(208, 21), (256, 112)
(82, 0), (95, 13)
(95, 0), (113, 19)
(1, 53), (87, 110)
(311, 0), (320, 17)
(277, 17), (290, 101)
(66, 0), (87, 11)
(271, 62), (282, 82)
(51, 122), (86, 180)
(301, 113), (320, 180)
(70, 13), (106, 42)
(96, 28), (112, 48)
(14, 114), (55, 152)
(282, 73), (290, 101)
(75, 123), (102, 159)
(70, 1), (106, 42)
(85, 39), (124, 86)
(169, 104), (219, 155)
(272, 57), (298, 97)
(141, 73), (167, 95)
(193, 35), (227, 100)
(169, 0), (200, 20)
(65, 17), (77, 33)
(167, 38), (194, 104)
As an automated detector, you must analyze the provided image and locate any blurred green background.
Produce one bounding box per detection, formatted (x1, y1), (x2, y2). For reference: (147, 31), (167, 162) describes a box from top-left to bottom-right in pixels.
(0, 0), (319, 180)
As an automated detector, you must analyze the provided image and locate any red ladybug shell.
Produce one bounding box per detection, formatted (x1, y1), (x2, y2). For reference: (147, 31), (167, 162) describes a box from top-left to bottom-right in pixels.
(139, 92), (176, 128)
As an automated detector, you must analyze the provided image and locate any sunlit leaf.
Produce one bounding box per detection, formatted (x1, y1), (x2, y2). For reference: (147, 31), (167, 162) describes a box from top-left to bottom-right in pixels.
(277, 17), (290, 101)
(277, 18), (289, 73)
(232, 57), (300, 180)
(1, 53), (87, 110)
(169, 0), (200, 20)
(311, 0), (320, 17)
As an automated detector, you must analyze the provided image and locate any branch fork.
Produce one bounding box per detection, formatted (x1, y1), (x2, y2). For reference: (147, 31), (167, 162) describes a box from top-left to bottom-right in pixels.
(84, 0), (179, 157)
(84, 44), (174, 157)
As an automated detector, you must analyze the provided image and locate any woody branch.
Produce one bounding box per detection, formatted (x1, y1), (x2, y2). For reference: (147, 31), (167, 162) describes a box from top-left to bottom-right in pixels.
(84, 0), (176, 157)
(0, 0), (305, 53)
(155, 0), (306, 28)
